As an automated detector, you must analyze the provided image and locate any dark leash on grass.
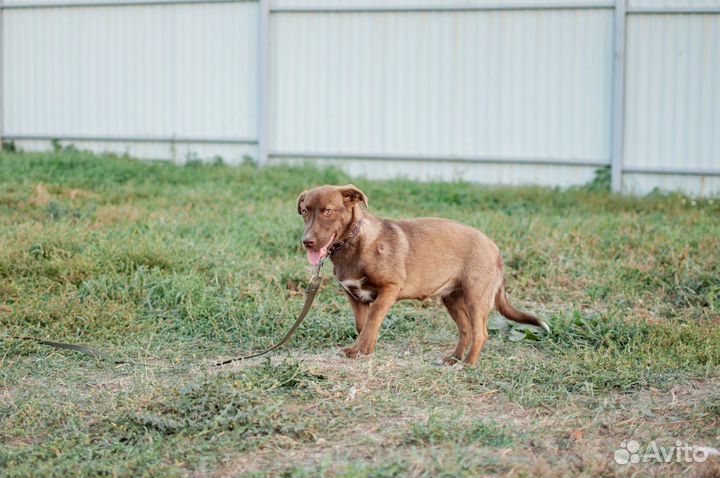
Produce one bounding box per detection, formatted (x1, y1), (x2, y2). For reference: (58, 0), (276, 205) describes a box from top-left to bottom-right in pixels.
(3, 261), (324, 366)
(2, 336), (131, 364)
(215, 260), (324, 366)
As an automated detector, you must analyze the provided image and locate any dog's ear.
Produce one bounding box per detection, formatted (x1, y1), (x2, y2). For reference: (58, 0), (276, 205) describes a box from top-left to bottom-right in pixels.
(296, 191), (307, 215)
(339, 184), (368, 209)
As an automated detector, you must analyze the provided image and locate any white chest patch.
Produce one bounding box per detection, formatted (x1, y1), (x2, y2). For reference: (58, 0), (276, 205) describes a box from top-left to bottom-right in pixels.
(339, 277), (377, 303)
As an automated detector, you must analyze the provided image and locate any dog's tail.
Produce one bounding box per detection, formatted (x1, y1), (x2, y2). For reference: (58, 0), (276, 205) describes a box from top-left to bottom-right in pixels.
(494, 281), (550, 333)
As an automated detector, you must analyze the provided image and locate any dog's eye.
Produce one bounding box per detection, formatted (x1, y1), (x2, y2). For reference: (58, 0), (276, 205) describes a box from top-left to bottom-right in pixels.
(323, 209), (333, 217)
(301, 208), (309, 215)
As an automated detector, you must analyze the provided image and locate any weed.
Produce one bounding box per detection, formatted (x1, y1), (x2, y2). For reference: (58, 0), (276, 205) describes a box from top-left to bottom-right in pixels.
(582, 166), (611, 192)
(1, 141), (18, 153)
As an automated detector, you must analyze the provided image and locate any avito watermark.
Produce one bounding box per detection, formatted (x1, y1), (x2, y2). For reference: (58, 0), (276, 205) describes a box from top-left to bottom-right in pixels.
(614, 440), (717, 465)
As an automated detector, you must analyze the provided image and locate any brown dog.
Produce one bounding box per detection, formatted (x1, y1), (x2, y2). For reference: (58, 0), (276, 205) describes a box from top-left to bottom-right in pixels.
(297, 184), (549, 365)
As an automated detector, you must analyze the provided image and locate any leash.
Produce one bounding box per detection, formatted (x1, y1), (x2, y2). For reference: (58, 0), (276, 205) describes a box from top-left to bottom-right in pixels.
(3, 261), (325, 367)
(4, 219), (363, 365)
(214, 260), (324, 366)
(2, 335), (131, 364)
(215, 218), (362, 364)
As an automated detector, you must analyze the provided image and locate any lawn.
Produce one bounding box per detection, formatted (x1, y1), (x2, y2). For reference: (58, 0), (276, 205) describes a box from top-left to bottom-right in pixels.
(1, 148), (719, 477)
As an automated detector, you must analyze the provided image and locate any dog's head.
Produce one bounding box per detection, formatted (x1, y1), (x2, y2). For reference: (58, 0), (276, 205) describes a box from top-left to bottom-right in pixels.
(297, 184), (368, 265)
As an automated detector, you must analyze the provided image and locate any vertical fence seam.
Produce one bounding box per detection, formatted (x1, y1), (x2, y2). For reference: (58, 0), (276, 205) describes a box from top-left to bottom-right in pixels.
(611, 0), (627, 192)
(257, 0), (270, 165)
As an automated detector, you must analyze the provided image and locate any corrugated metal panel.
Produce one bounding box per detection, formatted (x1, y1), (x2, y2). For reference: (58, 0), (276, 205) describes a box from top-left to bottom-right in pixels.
(273, 0), (611, 7)
(9, 139), (258, 165)
(623, 12), (720, 195)
(2, 2), (258, 146)
(270, 8), (614, 186)
(3, 1), (719, 194)
(629, 0), (720, 8)
(5, 0), (254, 5)
(271, 157), (598, 187)
(623, 173), (720, 196)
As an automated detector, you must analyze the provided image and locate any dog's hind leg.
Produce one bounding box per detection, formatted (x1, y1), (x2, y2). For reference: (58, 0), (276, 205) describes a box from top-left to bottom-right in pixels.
(463, 300), (491, 366)
(463, 279), (497, 365)
(441, 291), (471, 365)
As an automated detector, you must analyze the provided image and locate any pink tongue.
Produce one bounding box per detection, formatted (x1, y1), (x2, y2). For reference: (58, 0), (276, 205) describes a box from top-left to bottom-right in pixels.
(306, 246), (328, 265)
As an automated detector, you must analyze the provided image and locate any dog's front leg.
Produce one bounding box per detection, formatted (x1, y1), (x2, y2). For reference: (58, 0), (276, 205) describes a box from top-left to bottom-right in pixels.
(342, 285), (400, 359)
(349, 298), (369, 334)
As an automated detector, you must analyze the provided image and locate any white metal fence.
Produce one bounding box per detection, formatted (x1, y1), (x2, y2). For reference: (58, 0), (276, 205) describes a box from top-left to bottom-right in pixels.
(2, 0), (719, 195)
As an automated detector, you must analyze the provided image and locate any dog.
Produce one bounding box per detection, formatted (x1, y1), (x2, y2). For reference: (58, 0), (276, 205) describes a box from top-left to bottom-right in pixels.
(297, 184), (549, 365)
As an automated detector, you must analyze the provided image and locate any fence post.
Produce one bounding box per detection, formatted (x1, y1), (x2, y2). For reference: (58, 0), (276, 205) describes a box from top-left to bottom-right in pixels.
(257, 0), (270, 166)
(610, 0), (627, 193)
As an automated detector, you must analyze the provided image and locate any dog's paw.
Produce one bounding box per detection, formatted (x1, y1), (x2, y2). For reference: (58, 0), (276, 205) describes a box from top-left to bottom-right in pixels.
(436, 356), (462, 367)
(340, 347), (362, 359)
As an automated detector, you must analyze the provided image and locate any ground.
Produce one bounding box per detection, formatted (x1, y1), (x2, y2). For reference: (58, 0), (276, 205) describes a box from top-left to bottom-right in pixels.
(0, 147), (719, 477)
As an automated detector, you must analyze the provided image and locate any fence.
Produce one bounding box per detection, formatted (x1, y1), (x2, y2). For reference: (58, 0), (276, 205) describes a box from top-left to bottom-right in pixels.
(1, 0), (719, 195)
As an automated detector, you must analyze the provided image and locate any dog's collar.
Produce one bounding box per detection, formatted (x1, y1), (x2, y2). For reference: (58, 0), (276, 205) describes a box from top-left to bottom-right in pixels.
(328, 218), (363, 256)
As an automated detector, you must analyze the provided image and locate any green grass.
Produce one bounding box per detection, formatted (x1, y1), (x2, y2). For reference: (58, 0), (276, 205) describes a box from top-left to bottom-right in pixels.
(1, 148), (719, 477)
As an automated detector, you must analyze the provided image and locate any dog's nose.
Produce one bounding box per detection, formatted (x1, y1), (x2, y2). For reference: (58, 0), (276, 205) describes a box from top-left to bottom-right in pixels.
(302, 239), (315, 249)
